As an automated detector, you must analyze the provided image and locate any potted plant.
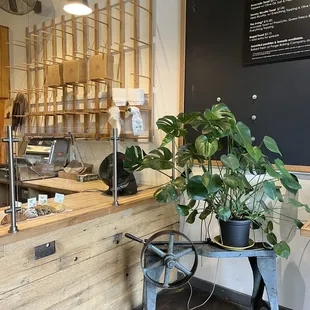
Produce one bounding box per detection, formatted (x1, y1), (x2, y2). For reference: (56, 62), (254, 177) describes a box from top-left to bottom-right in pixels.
(124, 103), (309, 258)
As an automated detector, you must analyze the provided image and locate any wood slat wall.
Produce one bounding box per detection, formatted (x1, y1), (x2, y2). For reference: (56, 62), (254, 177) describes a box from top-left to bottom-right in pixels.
(0, 201), (178, 309)
(0, 26), (10, 164)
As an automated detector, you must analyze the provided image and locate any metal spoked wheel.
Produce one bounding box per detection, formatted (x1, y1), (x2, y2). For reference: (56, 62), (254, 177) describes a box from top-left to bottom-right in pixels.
(140, 230), (198, 289)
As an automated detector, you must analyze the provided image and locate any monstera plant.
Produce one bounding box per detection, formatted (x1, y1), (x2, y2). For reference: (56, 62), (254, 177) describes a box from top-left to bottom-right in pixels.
(124, 103), (308, 258)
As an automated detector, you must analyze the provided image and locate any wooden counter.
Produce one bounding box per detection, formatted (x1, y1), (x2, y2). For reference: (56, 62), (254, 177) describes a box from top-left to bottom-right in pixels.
(22, 177), (109, 195)
(0, 186), (179, 310)
(301, 220), (310, 237)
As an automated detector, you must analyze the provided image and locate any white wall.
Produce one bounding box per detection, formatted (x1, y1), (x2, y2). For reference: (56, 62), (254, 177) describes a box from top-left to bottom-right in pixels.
(2, 1), (310, 310)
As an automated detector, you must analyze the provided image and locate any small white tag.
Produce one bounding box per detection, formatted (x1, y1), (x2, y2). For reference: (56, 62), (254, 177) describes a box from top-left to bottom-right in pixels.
(54, 193), (65, 204)
(38, 194), (48, 206)
(14, 201), (22, 209)
(27, 197), (37, 208)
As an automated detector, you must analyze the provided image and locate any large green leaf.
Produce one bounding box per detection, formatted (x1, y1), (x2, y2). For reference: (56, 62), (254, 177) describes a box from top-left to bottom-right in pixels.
(177, 112), (204, 124)
(263, 181), (277, 200)
(156, 115), (186, 137)
(232, 122), (252, 147)
(154, 184), (178, 204)
(186, 210), (198, 224)
(187, 175), (209, 200)
(263, 136), (282, 156)
(195, 135), (218, 158)
(274, 241), (290, 258)
(220, 154), (240, 171)
(280, 176), (301, 195)
(208, 174), (223, 193)
(143, 147), (173, 171)
(124, 146), (146, 172)
(276, 188), (283, 202)
(176, 204), (191, 216)
(274, 159), (291, 178)
(202, 172), (211, 188)
(204, 103), (235, 121)
(199, 207), (212, 220)
(267, 233), (278, 245)
(224, 175), (239, 189)
(263, 163), (280, 179)
(172, 176), (186, 191)
(160, 133), (175, 147)
(176, 144), (205, 167)
(217, 206), (231, 221)
(246, 145), (262, 162)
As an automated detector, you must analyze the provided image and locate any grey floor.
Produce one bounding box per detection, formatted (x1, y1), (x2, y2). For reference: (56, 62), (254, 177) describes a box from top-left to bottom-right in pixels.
(156, 286), (248, 310)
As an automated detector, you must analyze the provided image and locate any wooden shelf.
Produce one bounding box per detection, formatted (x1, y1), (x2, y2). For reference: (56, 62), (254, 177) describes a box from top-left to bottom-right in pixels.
(301, 220), (310, 237)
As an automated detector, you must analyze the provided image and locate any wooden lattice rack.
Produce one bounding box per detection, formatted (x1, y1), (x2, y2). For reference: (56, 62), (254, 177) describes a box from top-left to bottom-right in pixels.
(9, 0), (154, 141)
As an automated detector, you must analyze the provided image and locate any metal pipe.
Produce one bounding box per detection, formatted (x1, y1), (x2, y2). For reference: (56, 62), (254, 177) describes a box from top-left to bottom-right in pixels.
(7, 126), (18, 233)
(112, 128), (119, 206)
(172, 138), (176, 180)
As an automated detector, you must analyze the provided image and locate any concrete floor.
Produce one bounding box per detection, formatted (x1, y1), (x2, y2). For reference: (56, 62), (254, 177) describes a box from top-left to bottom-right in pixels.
(156, 286), (248, 310)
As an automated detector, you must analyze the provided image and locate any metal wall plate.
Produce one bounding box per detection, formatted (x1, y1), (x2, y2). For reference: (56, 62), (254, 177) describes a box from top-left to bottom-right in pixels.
(34, 241), (56, 260)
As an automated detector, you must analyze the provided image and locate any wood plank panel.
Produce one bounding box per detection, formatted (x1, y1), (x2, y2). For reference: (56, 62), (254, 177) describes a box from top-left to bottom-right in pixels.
(0, 26), (9, 100)
(0, 200), (178, 310)
(301, 220), (310, 237)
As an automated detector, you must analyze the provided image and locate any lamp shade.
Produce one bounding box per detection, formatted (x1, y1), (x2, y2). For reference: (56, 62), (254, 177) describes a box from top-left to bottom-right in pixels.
(63, 0), (92, 16)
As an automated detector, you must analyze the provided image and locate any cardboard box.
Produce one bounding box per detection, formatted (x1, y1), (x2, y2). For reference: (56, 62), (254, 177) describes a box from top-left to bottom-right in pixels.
(63, 59), (87, 84)
(46, 64), (63, 87)
(89, 54), (113, 81)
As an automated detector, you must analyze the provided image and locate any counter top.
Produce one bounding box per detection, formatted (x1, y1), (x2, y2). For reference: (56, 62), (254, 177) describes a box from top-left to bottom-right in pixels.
(0, 185), (158, 245)
(301, 220), (310, 237)
(22, 177), (109, 194)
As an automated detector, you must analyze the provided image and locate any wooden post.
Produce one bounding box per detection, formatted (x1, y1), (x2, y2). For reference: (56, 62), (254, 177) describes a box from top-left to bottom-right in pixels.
(133, 0), (139, 88)
(72, 15), (77, 133)
(42, 22), (48, 134)
(25, 27), (31, 132)
(94, 3), (100, 137)
(107, 0), (112, 136)
(51, 19), (57, 134)
(33, 25), (39, 133)
(61, 16), (67, 134)
(148, 0), (154, 141)
(83, 16), (89, 135)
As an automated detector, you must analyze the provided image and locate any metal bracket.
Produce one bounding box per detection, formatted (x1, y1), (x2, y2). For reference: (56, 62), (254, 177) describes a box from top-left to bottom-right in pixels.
(34, 241), (56, 260)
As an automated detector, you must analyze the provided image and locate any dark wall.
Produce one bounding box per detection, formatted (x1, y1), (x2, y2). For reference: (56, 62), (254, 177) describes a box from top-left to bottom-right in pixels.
(184, 0), (310, 166)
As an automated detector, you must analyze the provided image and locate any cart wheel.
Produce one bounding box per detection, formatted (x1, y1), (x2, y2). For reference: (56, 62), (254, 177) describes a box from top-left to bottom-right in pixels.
(141, 230), (198, 289)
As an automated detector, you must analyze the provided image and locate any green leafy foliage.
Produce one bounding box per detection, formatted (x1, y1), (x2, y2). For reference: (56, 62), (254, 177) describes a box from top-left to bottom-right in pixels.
(154, 184), (178, 204)
(195, 135), (218, 158)
(176, 204), (191, 216)
(156, 115), (186, 137)
(274, 241), (290, 259)
(176, 144), (205, 167)
(263, 136), (282, 156)
(217, 206), (231, 221)
(186, 210), (198, 224)
(160, 133), (175, 147)
(143, 147), (173, 171)
(220, 154), (240, 171)
(232, 122), (252, 147)
(267, 233), (278, 245)
(187, 175), (208, 200)
(294, 219), (304, 229)
(246, 145), (262, 162)
(263, 181), (277, 200)
(124, 146), (146, 172)
(199, 207), (212, 220)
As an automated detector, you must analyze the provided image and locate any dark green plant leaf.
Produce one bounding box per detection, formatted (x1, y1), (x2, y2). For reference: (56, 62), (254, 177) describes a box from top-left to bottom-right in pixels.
(232, 122), (252, 147)
(294, 219), (304, 229)
(276, 188), (283, 202)
(177, 112), (204, 124)
(172, 176), (186, 191)
(154, 184), (178, 204)
(124, 146), (146, 172)
(156, 115), (186, 137)
(267, 233), (278, 245)
(176, 204), (190, 216)
(176, 144), (205, 167)
(263, 136), (282, 156)
(273, 241), (290, 258)
(202, 172), (211, 188)
(189, 200), (196, 208)
(305, 205), (310, 213)
(263, 181), (277, 200)
(288, 198), (306, 208)
(280, 176), (301, 195)
(160, 133), (175, 147)
(264, 220), (273, 233)
(199, 207), (212, 220)
(195, 135), (218, 158)
(217, 206), (231, 221)
(224, 175), (239, 189)
(246, 145), (262, 162)
(187, 175), (209, 200)
(237, 173), (253, 193)
(263, 163), (280, 179)
(208, 174), (223, 193)
(274, 159), (291, 178)
(204, 103), (235, 121)
(143, 147), (173, 171)
(220, 154), (240, 171)
(186, 209), (198, 224)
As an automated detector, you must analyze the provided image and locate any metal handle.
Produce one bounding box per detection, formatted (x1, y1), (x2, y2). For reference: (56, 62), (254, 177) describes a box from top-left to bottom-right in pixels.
(125, 233), (145, 244)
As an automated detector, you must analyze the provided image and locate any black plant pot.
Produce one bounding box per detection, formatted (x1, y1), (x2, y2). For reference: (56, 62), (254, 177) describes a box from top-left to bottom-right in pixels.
(219, 219), (251, 247)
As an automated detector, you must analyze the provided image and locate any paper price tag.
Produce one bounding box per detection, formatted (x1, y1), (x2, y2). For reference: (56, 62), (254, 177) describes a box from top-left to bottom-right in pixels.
(14, 201), (22, 209)
(54, 193), (65, 204)
(27, 197), (37, 208)
(38, 194), (48, 206)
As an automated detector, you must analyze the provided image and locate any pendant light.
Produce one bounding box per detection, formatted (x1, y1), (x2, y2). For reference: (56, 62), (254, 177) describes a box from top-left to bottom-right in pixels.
(63, 0), (92, 16)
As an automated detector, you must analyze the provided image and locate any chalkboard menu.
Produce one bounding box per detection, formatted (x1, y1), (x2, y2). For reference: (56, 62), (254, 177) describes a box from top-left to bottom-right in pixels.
(244, 0), (310, 65)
